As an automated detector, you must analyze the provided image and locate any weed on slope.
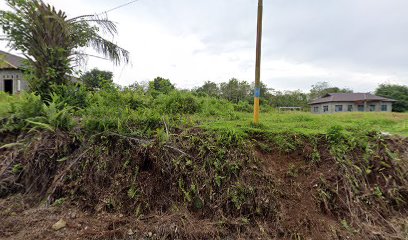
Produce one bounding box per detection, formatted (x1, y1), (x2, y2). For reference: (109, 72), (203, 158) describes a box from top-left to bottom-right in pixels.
(0, 89), (407, 239)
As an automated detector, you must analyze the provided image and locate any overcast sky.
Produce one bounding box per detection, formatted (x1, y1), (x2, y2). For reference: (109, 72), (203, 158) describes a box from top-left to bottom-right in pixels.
(1, 0), (408, 92)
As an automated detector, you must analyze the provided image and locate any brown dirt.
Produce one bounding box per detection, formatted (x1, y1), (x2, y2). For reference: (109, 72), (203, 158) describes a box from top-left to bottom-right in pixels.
(256, 148), (347, 240)
(1, 132), (407, 239)
(0, 194), (266, 240)
(0, 149), (347, 240)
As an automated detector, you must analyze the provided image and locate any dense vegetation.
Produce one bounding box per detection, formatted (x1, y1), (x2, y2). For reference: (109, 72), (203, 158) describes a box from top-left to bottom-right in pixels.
(1, 81), (407, 139)
(376, 84), (408, 112)
(1, 83), (407, 239)
(1, 1), (407, 239)
(193, 79), (408, 112)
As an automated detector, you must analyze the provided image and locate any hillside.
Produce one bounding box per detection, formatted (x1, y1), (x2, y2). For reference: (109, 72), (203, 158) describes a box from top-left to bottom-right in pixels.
(0, 89), (408, 239)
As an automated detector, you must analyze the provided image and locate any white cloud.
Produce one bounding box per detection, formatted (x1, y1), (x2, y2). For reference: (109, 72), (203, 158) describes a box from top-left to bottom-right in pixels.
(1, 0), (407, 93)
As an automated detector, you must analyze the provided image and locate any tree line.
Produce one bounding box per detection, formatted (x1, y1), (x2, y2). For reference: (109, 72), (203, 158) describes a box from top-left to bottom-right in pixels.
(81, 68), (408, 112)
(1, 0), (407, 113)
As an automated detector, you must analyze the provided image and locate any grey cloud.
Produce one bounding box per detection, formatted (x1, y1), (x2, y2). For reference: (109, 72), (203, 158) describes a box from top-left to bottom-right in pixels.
(130, 0), (408, 76)
(2, 0), (407, 91)
(263, 0), (408, 73)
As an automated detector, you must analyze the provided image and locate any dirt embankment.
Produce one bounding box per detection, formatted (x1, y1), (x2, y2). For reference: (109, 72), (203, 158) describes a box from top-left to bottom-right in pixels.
(0, 130), (407, 239)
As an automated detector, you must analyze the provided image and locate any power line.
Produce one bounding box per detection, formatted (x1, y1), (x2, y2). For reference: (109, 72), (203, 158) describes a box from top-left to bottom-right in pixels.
(76, 52), (110, 61)
(99, 0), (140, 15)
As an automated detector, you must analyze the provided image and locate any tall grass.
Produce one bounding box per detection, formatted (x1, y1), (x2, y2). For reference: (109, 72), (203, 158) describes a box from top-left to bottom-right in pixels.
(1, 88), (407, 137)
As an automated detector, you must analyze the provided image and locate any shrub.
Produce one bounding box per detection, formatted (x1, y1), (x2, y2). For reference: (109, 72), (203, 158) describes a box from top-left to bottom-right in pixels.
(119, 89), (149, 110)
(10, 92), (43, 120)
(2, 92), (75, 132)
(156, 91), (201, 115)
(1, 93), (43, 132)
(200, 98), (235, 117)
(25, 94), (76, 131)
(50, 83), (89, 109)
(83, 104), (130, 133)
(234, 101), (253, 113)
(0, 91), (15, 118)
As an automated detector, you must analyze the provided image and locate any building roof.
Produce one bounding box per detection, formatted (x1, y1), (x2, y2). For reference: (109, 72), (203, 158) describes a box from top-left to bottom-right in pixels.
(310, 93), (397, 105)
(0, 50), (25, 70)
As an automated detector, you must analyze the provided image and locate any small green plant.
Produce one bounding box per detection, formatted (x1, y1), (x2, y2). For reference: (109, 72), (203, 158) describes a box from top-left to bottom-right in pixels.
(340, 219), (357, 234)
(257, 141), (272, 153)
(326, 125), (346, 144)
(11, 163), (23, 174)
(271, 135), (297, 153)
(310, 148), (321, 164)
(156, 128), (169, 144)
(53, 198), (66, 207)
(286, 164), (299, 178)
(214, 174), (225, 188)
(229, 183), (254, 210)
(25, 94), (75, 132)
(373, 186), (383, 198)
(127, 186), (139, 199)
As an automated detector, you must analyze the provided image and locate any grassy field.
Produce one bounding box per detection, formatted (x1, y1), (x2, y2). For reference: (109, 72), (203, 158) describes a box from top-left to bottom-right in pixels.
(1, 90), (407, 138)
(203, 111), (408, 137)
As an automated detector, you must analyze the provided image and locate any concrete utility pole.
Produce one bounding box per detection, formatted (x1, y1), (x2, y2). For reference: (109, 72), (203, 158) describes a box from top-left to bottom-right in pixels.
(253, 0), (263, 125)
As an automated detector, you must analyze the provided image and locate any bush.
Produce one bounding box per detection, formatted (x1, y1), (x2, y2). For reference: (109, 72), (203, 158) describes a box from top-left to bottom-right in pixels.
(1, 93), (43, 132)
(83, 87), (161, 136)
(10, 92), (43, 120)
(200, 98), (235, 117)
(2, 92), (75, 132)
(0, 91), (15, 118)
(119, 89), (149, 110)
(83, 104), (130, 133)
(50, 83), (89, 109)
(234, 101), (253, 113)
(156, 91), (201, 115)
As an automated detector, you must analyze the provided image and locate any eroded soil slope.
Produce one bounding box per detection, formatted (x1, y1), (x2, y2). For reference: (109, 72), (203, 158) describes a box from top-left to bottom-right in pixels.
(1, 130), (407, 239)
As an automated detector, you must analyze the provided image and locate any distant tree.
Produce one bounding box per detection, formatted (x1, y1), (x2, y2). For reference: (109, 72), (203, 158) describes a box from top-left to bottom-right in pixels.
(375, 84), (408, 112)
(309, 81), (353, 100)
(270, 90), (309, 109)
(81, 68), (113, 89)
(248, 82), (272, 105)
(220, 78), (251, 103)
(259, 82), (271, 99)
(0, 0), (129, 97)
(127, 81), (149, 92)
(196, 81), (220, 97)
(149, 77), (175, 94)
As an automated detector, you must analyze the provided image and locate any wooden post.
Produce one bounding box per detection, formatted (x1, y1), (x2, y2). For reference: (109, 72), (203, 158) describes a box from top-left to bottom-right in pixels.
(253, 0), (263, 125)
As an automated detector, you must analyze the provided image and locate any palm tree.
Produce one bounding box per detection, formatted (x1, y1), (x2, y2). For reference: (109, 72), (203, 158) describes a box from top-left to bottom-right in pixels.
(0, 0), (129, 96)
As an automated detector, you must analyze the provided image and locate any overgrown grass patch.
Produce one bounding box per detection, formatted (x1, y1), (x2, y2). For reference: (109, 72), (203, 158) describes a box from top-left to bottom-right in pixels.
(202, 111), (408, 137)
(1, 88), (408, 240)
(1, 88), (407, 139)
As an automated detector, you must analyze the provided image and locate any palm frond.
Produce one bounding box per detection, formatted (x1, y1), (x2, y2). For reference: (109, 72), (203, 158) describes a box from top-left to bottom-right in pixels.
(89, 34), (129, 65)
(67, 14), (96, 23)
(70, 14), (117, 37)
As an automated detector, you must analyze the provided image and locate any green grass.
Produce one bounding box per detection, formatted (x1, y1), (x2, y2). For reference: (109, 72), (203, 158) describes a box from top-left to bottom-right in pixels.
(201, 111), (408, 137)
(1, 89), (407, 138)
(0, 92), (14, 117)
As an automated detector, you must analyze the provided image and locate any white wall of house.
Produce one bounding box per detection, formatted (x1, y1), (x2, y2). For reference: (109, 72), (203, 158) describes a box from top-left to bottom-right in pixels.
(311, 101), (393, 114)
(0, 69), (29, 94)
